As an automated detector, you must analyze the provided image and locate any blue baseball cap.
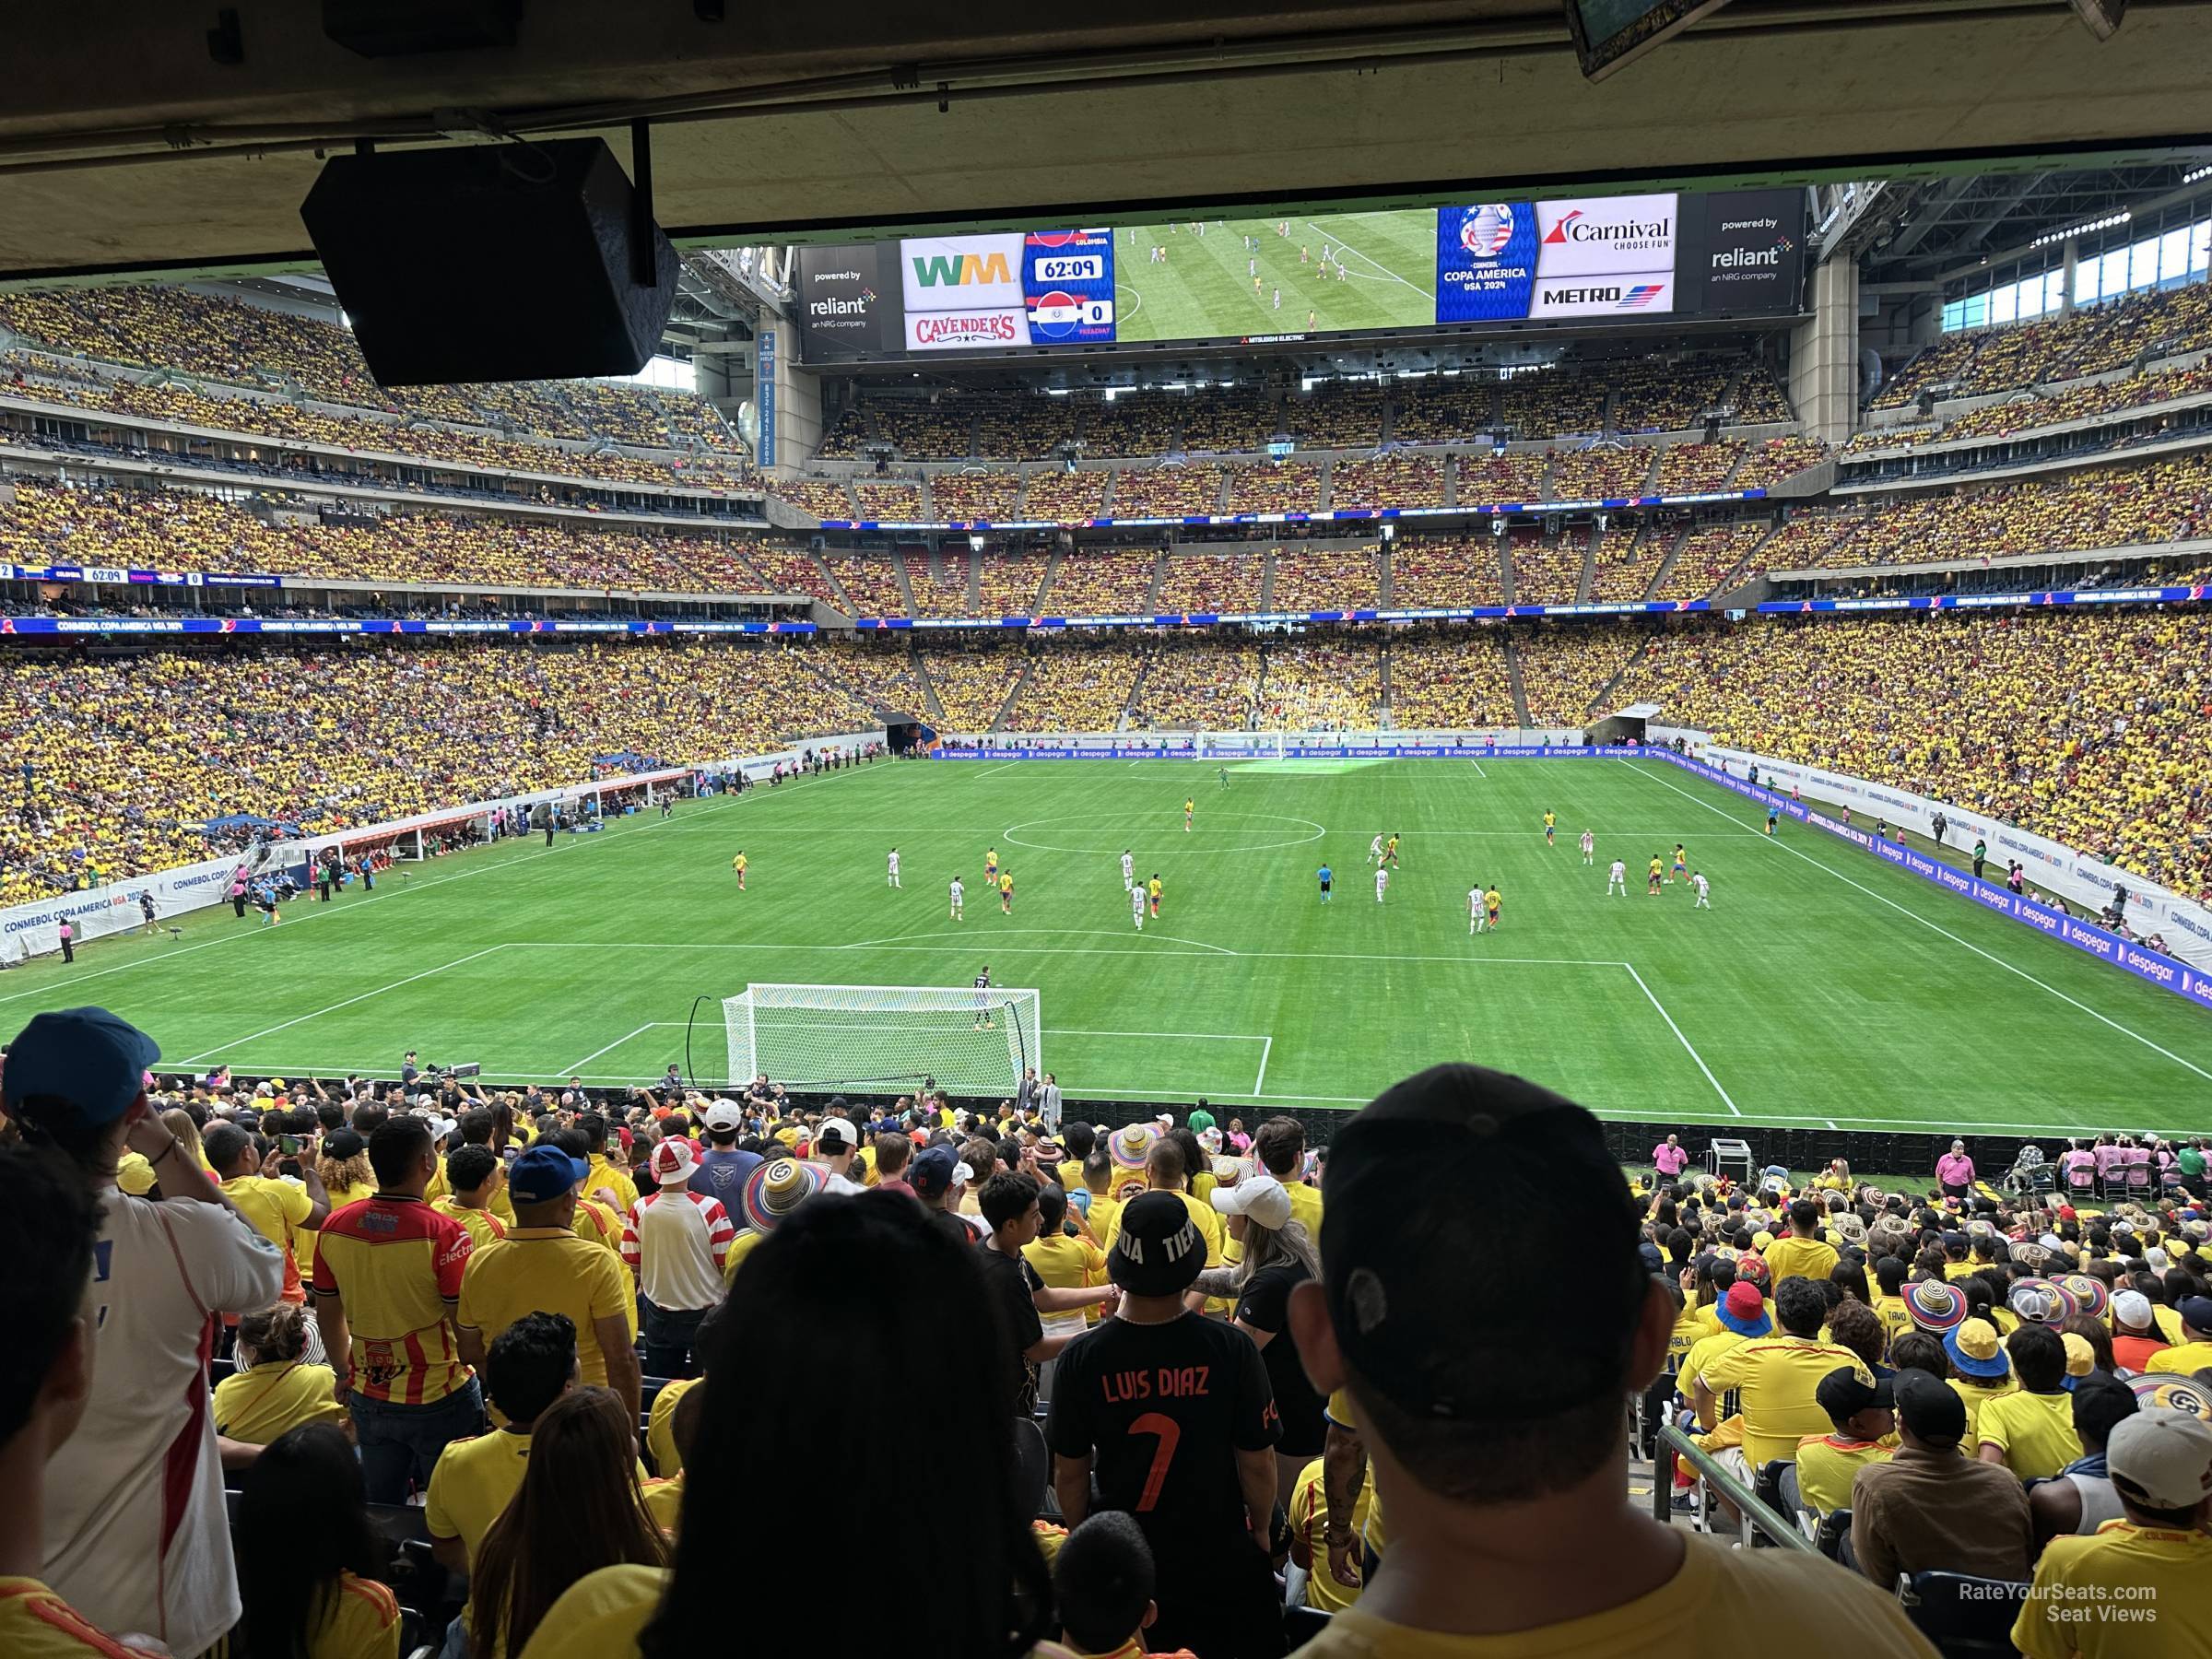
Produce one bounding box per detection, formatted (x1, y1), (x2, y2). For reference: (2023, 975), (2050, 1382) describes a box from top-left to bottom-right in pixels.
(509, 1144), (589, 1205)
(4, 1006), (160, 1125)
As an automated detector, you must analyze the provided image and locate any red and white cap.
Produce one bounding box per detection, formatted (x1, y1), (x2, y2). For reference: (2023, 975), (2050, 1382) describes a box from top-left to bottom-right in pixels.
(651, 1138), (700, 1184)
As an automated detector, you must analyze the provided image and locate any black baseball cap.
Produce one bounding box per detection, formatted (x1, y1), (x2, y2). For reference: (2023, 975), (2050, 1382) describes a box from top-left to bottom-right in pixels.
(1320, 1064), (1646, 1424)
(1816, 1366), (1893, 1429)
(1108, 1191), (1206, 1298)
(1895, 1371), (1968, 1447)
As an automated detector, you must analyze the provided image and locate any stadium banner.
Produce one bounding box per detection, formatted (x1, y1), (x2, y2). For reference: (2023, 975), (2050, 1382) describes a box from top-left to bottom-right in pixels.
(794, 242), (901, 361)
(1760, 584), (2211, 613)
(0, 618), (816, 637)
(809, 486), (1769, 534)
(1657, 737), (2212, 973)
(757, 328), (776, 466)
(1638, 748), (2212, 1000)
(0, 851), (241, 961)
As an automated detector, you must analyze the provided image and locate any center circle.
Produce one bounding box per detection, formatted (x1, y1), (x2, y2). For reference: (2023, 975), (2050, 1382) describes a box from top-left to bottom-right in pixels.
(1002, 812), (1326, 856)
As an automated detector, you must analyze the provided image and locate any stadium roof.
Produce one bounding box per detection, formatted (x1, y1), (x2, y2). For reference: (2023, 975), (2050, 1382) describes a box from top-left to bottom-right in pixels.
(6, 1), (2212, 282)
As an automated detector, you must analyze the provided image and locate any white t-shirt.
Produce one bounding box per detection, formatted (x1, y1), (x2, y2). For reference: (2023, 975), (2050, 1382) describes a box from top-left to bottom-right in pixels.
(949, 880), (963, 901)
(1133, 885), (1147, 913)
(1121, 854), (1134, 879)
(624, 1187), (733, 1312)
(1469, 888), (1481, 912)
(1375, 870), (1388, 893)
(46, 1191), (285, 1658)
(1370, 837), (1383, 855)
(1582, 832), (1594, 850)
(888, 852), (900, 873)
(1693, 874), (1710, 897)
(1610, 861), (1627, 879)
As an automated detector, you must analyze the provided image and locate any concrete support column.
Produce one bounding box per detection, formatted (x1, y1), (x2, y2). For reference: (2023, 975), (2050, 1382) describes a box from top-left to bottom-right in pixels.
(2060, 239), (2079, 316)
(1789, 258), (1859, 445)
(758, 325), (821, 474)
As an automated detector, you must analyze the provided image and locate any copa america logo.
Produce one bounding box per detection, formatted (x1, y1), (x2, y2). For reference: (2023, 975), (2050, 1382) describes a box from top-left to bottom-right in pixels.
(1460, 204), (1515, 258)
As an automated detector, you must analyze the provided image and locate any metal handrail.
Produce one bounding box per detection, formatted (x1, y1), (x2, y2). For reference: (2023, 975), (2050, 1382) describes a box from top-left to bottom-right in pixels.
(1653, 1423), (1818, 1555)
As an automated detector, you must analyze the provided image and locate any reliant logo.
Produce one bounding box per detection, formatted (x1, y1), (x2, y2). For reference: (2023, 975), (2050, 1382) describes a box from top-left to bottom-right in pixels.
(1545, 209), (1673, 245)
(808, 291), (876, 317)
(1713, 247), (1783, 268)
(911, 251), (1014, 287)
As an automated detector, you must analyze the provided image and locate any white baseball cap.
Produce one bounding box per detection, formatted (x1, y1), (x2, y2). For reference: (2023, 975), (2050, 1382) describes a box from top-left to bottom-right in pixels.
(1212, 1173), (1292, 1230)
(701, 1100), (745, 1132)
(816, 1117), (859, 1152)
(2108, 1408), (2212, 1511)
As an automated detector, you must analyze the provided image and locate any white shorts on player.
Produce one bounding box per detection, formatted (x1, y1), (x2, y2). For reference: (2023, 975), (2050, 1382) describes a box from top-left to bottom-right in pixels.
(888, 851), (900, 888)
(1692, 873), (1712, 909)
(1580, 831), (1595, 865)
(1606, 861), (1628, 897)
(1375, 868), (1388, 903)
(1131, 883), (1147, 930)
(1469, 889), (1485, 934)
(1121, 853), (1135, 890)
(948, 879), (964, 919)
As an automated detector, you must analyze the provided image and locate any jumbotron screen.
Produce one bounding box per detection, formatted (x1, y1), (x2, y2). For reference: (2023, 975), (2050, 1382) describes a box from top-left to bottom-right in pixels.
(794, 190), (1803, 361)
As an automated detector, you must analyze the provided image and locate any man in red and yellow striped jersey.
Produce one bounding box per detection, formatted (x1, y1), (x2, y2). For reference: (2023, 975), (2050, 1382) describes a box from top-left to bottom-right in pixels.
(311, 1115), (481, 1504)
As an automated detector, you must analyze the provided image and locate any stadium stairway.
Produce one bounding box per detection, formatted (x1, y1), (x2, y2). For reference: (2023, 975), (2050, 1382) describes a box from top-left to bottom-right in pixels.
(812, 555), (862, 618)
(1256, 552), (1278, 614)
(987, 658), (1031, 730)
(1573, 526), (1599, 603)
(1503, 638), (1533, 727)
(909, 643), (947, 722)
(1140, 547), (1170, 612)
(1642, 524), (1691, 602)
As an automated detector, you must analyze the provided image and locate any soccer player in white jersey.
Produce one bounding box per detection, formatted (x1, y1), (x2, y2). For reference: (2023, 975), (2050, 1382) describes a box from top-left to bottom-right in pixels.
(948, 876), (964, 920)
(1374, 866), (1389, 903)
(1368, 833), (1384, 865)
(1469, 884), (1486, 935)
(1691, 870), (1712, 909)
(1121, 849), (1135, 891)
(888, 847), (901, 888)
(1606, 858), (1628, 897)
(1131, 881), (1147, 931)
(1580, 829), (1595, 865)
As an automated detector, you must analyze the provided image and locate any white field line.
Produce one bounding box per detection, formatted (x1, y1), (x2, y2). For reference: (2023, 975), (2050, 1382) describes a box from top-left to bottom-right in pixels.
(560, 1023), (658, 1075)
(1625, 762), (2212, 1086)
(1254, 1035), (1274, 1095)
(498, 939), (1626, 970)
(1620, 962), (1739, 1116)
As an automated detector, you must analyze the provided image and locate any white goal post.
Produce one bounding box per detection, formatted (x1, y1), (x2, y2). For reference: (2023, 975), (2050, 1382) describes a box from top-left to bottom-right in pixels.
(721, 982), (1041, 1099)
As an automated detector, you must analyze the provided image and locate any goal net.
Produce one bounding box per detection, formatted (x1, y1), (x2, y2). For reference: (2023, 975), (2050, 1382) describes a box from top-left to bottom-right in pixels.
(721, 982), (1040, 1099)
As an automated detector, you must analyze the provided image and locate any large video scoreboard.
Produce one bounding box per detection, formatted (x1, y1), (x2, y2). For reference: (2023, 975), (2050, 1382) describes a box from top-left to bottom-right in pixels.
(794, 189), (1804, 362)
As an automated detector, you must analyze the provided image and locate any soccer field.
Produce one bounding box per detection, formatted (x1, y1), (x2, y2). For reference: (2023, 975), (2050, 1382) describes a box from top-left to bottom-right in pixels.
(1115, 216), (1437, 345)
(17, 758), (2212, 1135)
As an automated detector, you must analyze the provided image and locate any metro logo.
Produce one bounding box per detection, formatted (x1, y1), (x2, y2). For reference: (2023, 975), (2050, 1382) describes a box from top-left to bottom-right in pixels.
(911, 251), (1013, 287)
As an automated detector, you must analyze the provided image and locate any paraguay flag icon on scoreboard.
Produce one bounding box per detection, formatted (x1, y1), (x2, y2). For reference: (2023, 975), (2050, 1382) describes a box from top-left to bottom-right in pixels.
(1023, 229), (1117, 346)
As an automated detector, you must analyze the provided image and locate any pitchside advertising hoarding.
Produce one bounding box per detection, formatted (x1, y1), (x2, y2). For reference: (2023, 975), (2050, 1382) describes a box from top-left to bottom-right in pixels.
(791, 191), (1803, 361)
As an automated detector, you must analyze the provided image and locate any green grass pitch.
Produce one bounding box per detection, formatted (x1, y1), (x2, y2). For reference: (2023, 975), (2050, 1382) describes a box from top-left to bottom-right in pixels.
(16, 758), (2212, 1135)
(1114, 216), (1438, 345)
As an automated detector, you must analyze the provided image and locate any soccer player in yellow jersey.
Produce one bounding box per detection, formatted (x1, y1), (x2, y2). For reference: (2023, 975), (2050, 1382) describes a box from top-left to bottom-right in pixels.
(1485, 886), (1501, 931)
(1672, 843), (1688, 883)
(1543, 810), (1556, 845)
(985, 846), (999, 883)
(1184, 797), (1194, 832)
(1147, 874), (1162, 918)
(998, 870), (1015, 913)
(1649, 854), (1665, 895)
(730, 851), (746, 890)
(1383, 833), (1400, 868)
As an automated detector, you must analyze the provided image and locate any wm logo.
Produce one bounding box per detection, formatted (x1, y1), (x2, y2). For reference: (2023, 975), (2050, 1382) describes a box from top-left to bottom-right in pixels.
(912, 251), (1013, 286)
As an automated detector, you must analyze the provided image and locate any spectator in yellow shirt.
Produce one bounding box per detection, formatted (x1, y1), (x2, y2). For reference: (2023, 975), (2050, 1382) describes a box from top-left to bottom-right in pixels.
(214, 1301), (347, 1447)
(232, 1425), (402, 1659)
(1976, 1325), (2083, 1481)
(1759, 1199), (1840, 1289)
(2012, 1408), (2212, 1659)
(430, 1144), (511, 1257)
(1794, 1369), (1895, 1518)
(2143, 1294), (2212, 1375)
(206, 1121), (331, 1303)
(428, 1312), (581, 1577)
(465, 1388), (668, 1659)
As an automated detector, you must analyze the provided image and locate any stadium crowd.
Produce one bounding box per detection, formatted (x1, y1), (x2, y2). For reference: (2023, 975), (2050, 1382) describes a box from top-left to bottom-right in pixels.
(0, 639), (893, 903)
(1610, 606), (2212, 900)
(25, 1015), (2206, 1659)
(1875, 280), (2212, 411)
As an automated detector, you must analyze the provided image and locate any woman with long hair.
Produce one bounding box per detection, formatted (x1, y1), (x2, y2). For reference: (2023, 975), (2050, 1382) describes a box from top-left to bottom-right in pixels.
(469, 1388), (668, 1659)
(160, 1106), (218, 1186)
(1200, 1173), (1324, 1507)
(515, 1194), (1059, 1659)
(234, 1423), (399, 1659)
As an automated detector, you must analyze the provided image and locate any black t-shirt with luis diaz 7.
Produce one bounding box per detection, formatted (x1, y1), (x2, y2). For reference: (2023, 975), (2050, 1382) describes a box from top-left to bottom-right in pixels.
(1045, 1310), (1280, 1550)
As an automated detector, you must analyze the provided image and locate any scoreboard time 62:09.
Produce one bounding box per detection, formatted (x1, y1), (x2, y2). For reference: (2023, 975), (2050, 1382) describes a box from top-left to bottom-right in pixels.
(1023, 229), (1117, 346)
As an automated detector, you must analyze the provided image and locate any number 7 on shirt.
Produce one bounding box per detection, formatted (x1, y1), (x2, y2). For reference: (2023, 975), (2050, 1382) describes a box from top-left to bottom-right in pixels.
(1128, 1411), (1182, 1512)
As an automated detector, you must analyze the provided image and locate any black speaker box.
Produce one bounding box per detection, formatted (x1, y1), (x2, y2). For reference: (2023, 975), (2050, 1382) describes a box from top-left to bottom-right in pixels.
(300, 138), (677, 388)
